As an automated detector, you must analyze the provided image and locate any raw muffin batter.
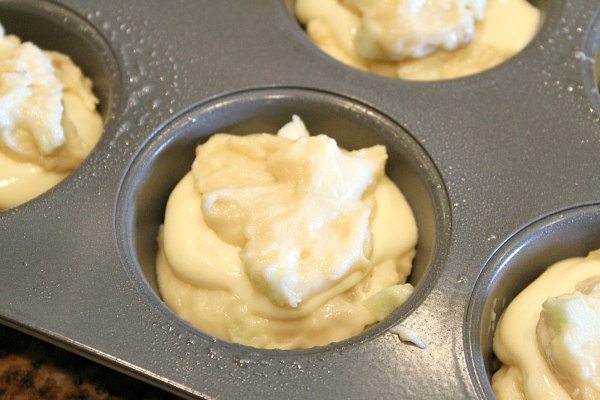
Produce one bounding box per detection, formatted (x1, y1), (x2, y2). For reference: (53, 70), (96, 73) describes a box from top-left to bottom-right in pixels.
(492, 250), (600, 400)
(0, 22), (102, 210)
(157, 116), (418, 349)
(295, 0), (540, 80)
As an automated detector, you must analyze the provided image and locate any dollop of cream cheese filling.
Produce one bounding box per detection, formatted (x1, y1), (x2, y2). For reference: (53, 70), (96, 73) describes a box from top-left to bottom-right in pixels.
(0, 22), (102, 210)
(295, 0), (540, 80)
(157, 116), (418, 349)
(493, 250), (600, 400)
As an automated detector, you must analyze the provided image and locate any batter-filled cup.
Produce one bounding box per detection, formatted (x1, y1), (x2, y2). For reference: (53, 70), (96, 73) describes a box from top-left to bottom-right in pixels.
(492, 250), (600, 400)
(0, 21), (102, 210)
(295, 0), (541, 80)
(156, 115), (419, 349)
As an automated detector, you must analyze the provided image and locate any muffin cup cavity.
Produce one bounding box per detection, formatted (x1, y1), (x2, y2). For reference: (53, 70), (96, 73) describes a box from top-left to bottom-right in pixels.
(0, 0), (121, 210)
(285, 0), (552, 82)
(0, 0), (120, 122)
(465, 204), (600, 399)
(115, 87), (451, 351)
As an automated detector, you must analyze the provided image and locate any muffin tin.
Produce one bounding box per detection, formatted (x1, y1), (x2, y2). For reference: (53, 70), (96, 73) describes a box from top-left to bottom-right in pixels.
(0, 0), (599, 398)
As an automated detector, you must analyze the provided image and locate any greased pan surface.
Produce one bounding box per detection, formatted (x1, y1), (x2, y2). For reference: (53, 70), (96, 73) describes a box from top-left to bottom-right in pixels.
(1, 1), (599, 399)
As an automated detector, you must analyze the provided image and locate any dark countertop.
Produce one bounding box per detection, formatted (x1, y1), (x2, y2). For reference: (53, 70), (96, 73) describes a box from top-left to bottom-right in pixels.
(0, 324), (180, 400)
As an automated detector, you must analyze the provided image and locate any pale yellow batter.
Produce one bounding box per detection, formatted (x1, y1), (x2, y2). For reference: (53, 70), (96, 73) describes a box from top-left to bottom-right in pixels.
(157, 117), (418, 349)
(0, 22), (102, 210)
(492, 250), (600, 400)
(295, 0), (540, 80)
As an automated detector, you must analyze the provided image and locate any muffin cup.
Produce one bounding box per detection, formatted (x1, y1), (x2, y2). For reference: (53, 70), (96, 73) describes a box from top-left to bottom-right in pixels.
(465, 204), (600, 399)
(115, 86), (451, 348)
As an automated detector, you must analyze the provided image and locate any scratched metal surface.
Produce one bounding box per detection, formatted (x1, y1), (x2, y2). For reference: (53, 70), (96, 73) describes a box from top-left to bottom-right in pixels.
(0, 1), (599, 399)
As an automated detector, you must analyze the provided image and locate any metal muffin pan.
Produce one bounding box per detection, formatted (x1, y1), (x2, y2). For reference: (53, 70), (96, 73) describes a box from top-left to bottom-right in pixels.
(1, 0), (599, 398)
